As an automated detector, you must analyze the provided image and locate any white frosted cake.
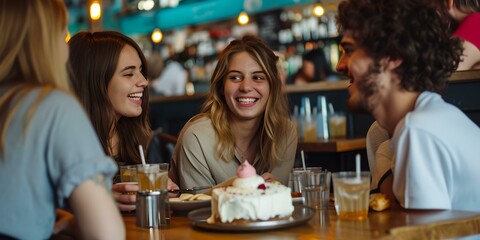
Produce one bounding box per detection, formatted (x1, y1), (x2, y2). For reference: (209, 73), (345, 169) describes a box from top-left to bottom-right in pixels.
(207, 161), (294, 223)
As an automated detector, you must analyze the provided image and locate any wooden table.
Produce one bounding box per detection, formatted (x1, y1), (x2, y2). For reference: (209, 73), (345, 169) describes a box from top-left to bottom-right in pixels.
(298, 137), (366, 153)
(124, 202), (480, 239)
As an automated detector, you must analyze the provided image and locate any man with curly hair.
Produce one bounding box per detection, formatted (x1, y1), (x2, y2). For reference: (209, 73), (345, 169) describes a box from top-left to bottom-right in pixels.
(336, 0), (480, 211)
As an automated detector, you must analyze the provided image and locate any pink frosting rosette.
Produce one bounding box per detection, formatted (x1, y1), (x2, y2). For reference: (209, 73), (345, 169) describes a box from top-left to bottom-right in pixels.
(236, 161), (256, 178)
(232, 161), (265, 189)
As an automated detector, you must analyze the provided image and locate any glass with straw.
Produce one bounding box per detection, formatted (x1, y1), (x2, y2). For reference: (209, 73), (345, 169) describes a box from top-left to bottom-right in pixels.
(289, 150), (325, 199)
(136, 145), (168, 192)
(135, 145), (170, 228)
(332, 154), (370, 220)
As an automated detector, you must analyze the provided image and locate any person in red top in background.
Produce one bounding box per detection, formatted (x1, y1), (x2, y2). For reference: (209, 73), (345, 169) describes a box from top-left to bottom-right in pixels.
(366, 0), (480, 200)
(445, 0), (480, 70)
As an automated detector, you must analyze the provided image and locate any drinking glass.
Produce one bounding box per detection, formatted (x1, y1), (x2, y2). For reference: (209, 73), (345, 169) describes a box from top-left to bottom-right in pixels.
(289, 167), (324, 198)
(329, 112), (347, 138)
(303, 114), (317, 141)
(300, 170), (331, 210)
(120, 165), (138, 183)
(136, 163), (169, 193)
(135, 163), (170, 228)
(332, 171), (370, 220)
(118, 165), (139, 196)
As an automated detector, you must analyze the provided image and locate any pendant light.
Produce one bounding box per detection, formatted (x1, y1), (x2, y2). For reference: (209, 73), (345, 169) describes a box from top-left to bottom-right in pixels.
(313, 2), (325, 17)
(89, 0), (102, 21)
(238, 11), (250, 25)
(151, 28), (163, 44)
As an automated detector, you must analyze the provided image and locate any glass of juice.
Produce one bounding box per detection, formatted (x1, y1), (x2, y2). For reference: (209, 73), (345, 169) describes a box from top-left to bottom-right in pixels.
(332, 171), (370, 220)
(118, 165), (139, 196)
(136, 163), (169, 193)
(120, 165), (138, 183)
(329, 112), (347, 138)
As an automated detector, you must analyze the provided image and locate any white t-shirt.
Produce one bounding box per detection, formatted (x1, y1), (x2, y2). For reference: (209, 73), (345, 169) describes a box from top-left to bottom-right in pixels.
(391, 91), (480, 211)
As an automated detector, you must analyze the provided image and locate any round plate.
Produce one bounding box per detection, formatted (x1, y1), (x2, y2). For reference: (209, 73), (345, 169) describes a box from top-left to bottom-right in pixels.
(169, 199), (211, 212)
(187, 205), (315, 232)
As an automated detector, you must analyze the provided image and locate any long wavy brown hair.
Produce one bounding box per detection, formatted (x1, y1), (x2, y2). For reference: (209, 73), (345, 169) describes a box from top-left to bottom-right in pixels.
(336, 0), (463, 94)
(186, 35), (292, 171)
(68, 31), (151, 164)
(0, 0), (69, 155)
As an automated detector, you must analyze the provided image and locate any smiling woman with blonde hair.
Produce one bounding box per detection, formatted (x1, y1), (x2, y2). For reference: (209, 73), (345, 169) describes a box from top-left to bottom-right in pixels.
(0, 0), (124, 238)
(169, 35), (297, 189)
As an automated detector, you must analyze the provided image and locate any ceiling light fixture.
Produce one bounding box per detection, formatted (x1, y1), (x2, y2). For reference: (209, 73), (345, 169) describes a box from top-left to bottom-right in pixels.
(151, 28), (163, 44)
(313, 2), (325, 17)
(89, 1), (102, 21)
(238, 11), (249, 25)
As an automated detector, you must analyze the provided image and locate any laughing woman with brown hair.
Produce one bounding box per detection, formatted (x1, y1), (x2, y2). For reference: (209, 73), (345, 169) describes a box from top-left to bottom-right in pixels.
(68, 31), (152, 167)
(68, 31), (179, 212)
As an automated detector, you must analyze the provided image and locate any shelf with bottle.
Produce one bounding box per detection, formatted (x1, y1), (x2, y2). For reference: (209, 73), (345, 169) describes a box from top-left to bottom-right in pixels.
(278, 13), (339, 45)
(274, 4), (342, 81)
(146, 3), (342, 84)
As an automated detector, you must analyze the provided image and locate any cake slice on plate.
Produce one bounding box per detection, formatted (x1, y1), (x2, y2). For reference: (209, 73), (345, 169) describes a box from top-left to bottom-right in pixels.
(207, 161), (294, 223)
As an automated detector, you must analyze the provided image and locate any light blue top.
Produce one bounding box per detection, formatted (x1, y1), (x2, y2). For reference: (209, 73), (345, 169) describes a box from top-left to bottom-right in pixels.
(391, 91), (480, 211)
(0, 88), (117, 239)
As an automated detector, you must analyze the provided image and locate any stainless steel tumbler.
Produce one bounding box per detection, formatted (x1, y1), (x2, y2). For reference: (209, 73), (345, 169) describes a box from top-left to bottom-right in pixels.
(136, 190), (170, 228)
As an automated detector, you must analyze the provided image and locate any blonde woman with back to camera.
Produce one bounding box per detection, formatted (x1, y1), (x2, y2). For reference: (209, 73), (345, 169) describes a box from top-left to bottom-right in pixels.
(0, 0), (125, 239)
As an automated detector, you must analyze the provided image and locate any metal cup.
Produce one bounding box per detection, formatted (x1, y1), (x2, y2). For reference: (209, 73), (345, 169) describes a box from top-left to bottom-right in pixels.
(136, 190), (170, 228)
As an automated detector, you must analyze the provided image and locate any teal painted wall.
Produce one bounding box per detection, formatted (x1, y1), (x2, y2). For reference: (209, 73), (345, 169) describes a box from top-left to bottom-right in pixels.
(120, 0), (315, 35)
(67, 0), (122, 34)
(69, 0), (315, 35)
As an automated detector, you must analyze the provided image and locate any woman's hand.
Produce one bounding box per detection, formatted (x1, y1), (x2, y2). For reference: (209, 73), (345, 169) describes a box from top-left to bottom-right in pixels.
(112, 183), (138, 212)
(167, 178), (180, 198)
(168, 178), (179, 191)
(261, 172), (279, 183)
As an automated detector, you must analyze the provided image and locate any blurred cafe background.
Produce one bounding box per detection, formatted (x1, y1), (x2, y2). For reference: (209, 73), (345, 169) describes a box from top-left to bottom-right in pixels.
(66, 0), (343, 90)
(65, 0), (480, 170)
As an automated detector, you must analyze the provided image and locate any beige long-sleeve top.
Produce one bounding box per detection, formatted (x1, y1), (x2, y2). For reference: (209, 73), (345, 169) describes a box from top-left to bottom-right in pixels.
(366, 121), (393, 192)
(169, 117), (297, 189)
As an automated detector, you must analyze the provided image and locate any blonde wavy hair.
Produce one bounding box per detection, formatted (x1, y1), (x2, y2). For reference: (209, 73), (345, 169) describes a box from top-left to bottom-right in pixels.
(190, 35), (291, 171)
(0, 0), (69, 155)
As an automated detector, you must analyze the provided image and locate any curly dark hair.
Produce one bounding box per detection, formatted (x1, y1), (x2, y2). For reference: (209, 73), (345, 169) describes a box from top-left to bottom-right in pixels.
(336, 0), (463, 93)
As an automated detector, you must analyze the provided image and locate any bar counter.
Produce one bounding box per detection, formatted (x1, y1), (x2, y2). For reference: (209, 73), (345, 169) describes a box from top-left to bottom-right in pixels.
(298, 137), (366, 152)
(123, 201), (480, 239)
